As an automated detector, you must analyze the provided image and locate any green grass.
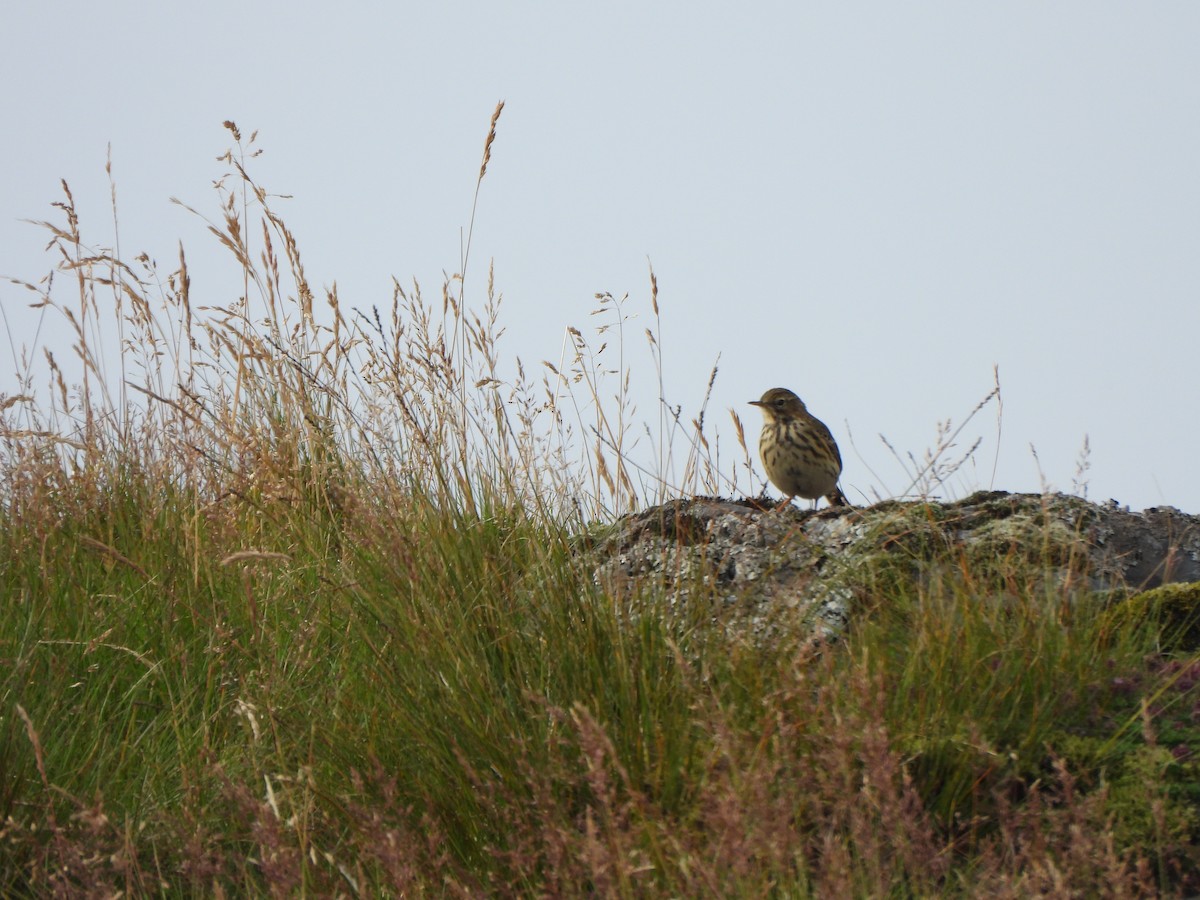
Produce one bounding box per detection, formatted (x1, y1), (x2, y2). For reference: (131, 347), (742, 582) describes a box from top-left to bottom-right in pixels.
(2, 119), (1199, 896)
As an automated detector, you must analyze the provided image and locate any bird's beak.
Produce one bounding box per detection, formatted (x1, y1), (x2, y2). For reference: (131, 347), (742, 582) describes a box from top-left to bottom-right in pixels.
(749, 400), (763, 407)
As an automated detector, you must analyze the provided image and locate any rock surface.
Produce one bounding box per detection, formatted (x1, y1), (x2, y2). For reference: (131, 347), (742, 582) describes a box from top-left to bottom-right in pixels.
(587, 491), (1200, 641)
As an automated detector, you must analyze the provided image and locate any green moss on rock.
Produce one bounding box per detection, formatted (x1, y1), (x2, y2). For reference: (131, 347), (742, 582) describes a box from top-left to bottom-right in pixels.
(1106, 582), (1200, 651)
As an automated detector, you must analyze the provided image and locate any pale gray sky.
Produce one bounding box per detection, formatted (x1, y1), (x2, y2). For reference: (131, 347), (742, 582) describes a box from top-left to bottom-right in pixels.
(3, 3), (1198, 512)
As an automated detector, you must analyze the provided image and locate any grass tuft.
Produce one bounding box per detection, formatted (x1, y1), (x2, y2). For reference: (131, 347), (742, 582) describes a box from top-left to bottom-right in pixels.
(1, 120), (1197, 895)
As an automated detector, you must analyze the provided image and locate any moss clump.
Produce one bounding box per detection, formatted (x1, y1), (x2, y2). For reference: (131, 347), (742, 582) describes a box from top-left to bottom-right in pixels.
(1105, 582), (1200, 652)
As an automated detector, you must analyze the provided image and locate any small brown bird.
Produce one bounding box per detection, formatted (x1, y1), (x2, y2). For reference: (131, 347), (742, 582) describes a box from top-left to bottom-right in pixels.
(750, 387), (849, 509)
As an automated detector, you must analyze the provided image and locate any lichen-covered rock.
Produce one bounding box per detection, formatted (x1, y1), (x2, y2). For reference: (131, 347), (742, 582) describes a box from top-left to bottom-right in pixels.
(585, 492), (1200, 642)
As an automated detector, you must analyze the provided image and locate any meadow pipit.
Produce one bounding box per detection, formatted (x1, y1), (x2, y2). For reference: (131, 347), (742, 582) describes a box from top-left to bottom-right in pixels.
(750, 387), (849, 509)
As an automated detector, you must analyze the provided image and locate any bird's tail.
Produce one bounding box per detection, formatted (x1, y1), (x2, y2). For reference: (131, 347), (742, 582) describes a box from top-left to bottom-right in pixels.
(826, 486), (851, 507)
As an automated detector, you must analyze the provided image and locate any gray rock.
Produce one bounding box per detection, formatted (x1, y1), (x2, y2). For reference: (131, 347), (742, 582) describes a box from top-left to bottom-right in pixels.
(585, 491), (1200, 642)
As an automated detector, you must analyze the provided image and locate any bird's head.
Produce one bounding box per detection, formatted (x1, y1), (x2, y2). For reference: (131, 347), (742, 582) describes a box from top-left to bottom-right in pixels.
(749, 387), (808, 422)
